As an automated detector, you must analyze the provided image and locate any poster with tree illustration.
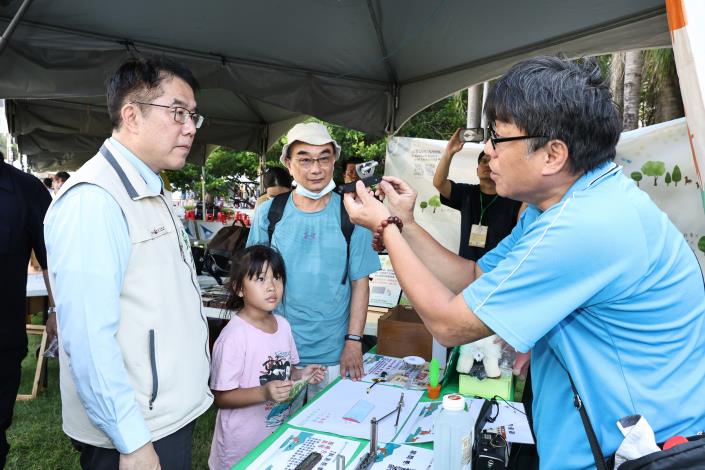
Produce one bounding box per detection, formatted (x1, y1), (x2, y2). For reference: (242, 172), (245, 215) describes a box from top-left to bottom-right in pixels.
(385, 136), (483, 252)
(615, 118), (704, 273)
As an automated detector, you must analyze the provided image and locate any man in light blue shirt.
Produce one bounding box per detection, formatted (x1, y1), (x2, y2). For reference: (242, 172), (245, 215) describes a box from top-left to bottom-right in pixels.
(45, 58), (212, 470)
(247, 123), (380, 397)
(343, 56), (705, 469)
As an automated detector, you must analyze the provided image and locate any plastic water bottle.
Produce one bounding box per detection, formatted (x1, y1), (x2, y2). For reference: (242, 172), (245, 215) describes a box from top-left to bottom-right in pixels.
(433, 393), (473, 470)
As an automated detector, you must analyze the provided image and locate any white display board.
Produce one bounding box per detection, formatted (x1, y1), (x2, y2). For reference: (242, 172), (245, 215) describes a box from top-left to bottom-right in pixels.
(616, 118), (705, 272)
(385, 137), (483, 252)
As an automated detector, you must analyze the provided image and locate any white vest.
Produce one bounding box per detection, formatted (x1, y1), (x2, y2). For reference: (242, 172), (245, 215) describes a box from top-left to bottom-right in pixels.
(48, 139), (213, 448)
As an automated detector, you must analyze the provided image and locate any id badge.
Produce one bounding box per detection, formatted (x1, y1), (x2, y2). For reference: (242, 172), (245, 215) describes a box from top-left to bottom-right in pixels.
(469, 224), (488, 248)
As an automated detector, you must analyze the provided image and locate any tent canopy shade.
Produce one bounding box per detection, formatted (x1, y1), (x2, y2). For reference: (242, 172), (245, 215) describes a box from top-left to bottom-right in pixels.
(1, 0), (670, 169)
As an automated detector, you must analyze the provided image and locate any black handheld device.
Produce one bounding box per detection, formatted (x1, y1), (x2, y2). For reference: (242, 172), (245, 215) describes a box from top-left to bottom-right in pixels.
(294, 451), (323, 470)
(339, 161), (381, 193)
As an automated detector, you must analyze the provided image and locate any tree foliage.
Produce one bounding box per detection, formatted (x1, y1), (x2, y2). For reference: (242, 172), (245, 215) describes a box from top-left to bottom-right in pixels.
(397, 91), (467, 141)
(165, 162), (201, 193)
(641, 49), (684, 125)
(165, 147), (260, 199)
(326, 121), (386, 182)
(640, 161), (666, 186)
(605, 48), (684, 129)
(630, 171), (642, 187)
(672, 165), (682, 186)
(428, 195), (441, 213)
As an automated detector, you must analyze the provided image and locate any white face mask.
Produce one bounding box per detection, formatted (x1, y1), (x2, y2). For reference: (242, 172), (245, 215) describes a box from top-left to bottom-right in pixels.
(293, 179), (336, 200)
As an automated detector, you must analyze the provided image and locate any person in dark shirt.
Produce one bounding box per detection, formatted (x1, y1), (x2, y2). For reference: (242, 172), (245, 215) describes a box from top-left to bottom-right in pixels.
(43, 177), (54, 195)
(433, 128), (523, 260)
(0, 152), (52, 468)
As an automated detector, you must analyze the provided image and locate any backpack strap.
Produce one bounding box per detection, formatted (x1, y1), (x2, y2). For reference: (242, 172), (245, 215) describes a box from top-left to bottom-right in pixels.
(267, 192), (291, 244)
(339, 197), (354, 285)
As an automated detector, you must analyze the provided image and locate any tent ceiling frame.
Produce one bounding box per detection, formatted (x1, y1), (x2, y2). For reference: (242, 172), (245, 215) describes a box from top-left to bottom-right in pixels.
(366, 0), (398, 85)
(0, 0), (33, 54)
(0, 15), (387, 87)
(406, 4), (667, 85)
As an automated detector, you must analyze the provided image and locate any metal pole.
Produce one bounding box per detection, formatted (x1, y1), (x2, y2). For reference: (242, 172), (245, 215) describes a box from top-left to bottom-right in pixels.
(480, 81), (490, 129)
(467, 84), (482, 129)
(0, 0), (35, 55)
(369, 418), (377, 453)
(259, 125), (268, 195)
(201, 165), (206, 221)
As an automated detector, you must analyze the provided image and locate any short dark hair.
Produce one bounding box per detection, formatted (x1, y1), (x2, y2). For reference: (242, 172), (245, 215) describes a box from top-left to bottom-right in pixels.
(43, 177), (53, 189)
(476, 151), (486, 164)
(106, 57), (200, 130)
(263, 167), (292, 189)
(345, 157), (364, 167)
(225, 244), (287, 311)
(484, 56), (621, 174)
(54, 171), (70, 183)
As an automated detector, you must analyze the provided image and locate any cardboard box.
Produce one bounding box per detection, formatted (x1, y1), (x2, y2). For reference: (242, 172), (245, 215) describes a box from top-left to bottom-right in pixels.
(377, 305), (433, 361)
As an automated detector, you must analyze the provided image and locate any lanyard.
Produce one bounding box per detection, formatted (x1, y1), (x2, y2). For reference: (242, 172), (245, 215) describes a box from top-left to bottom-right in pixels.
(479, 192), (498, 225)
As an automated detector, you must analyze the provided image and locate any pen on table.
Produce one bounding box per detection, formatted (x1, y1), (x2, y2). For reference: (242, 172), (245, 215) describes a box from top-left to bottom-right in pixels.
(394, 392), (404, 433)
(366, 371), (387, 393)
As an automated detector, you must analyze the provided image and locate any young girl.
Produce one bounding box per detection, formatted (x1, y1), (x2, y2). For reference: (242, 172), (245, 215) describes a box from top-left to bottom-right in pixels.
(208, 244), (325, 470)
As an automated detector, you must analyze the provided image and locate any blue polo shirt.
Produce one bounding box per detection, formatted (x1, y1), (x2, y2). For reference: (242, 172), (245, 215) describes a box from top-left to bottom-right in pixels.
(465, 162), (705, 470)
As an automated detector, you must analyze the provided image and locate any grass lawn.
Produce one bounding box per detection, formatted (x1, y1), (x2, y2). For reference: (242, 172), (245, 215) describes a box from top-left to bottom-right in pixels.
(6, 332), (218, 469)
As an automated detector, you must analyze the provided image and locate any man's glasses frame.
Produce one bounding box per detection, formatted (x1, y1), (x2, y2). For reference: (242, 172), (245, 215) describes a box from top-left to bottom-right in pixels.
(463, 124), (546, 149)
(131, 101), (205, 129)
(289, 155), (334, 170)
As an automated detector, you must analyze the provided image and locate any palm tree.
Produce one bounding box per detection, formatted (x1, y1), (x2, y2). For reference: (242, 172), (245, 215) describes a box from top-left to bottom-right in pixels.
(623, 50), (644, 131)
(609, 52), (625, 121)
(641, 49), (684, 125)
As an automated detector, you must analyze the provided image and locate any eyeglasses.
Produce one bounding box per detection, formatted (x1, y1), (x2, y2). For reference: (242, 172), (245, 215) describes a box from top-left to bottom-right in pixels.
(486, 123), (546, 149)
(131, 101), (205, 128)
(290, 155), (333, 170)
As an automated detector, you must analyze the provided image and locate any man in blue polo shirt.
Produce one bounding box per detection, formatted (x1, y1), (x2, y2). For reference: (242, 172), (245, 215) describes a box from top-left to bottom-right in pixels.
(343, 56), (705, 469)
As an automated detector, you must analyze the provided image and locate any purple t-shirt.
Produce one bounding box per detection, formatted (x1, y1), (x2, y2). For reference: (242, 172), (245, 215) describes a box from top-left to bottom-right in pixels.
(208, 314), (300, 470)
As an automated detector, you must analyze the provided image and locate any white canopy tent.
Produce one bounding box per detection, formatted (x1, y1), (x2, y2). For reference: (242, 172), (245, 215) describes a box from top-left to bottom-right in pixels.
(1, 0), (671, 170)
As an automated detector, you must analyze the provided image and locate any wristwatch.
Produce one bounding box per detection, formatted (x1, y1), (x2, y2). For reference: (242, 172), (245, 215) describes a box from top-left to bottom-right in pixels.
(344, 334), (363, 342)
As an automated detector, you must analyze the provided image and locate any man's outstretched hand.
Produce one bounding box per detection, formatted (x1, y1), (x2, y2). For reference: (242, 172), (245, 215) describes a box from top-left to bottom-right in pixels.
(375, 176), (418, 226)
(343, 176), (419, 230)
(343, 181), (390, 230)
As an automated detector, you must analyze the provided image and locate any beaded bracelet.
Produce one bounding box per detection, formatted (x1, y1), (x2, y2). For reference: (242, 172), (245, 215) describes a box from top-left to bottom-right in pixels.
(371, 216), (403, 252)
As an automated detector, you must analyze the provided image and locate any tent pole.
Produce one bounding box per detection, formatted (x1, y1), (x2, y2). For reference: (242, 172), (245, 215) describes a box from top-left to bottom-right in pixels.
(0, 0), (35, 55)
(259, 125), (268, 194)
(480, 81), (490, 129)
(201, 165), (206, 221)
